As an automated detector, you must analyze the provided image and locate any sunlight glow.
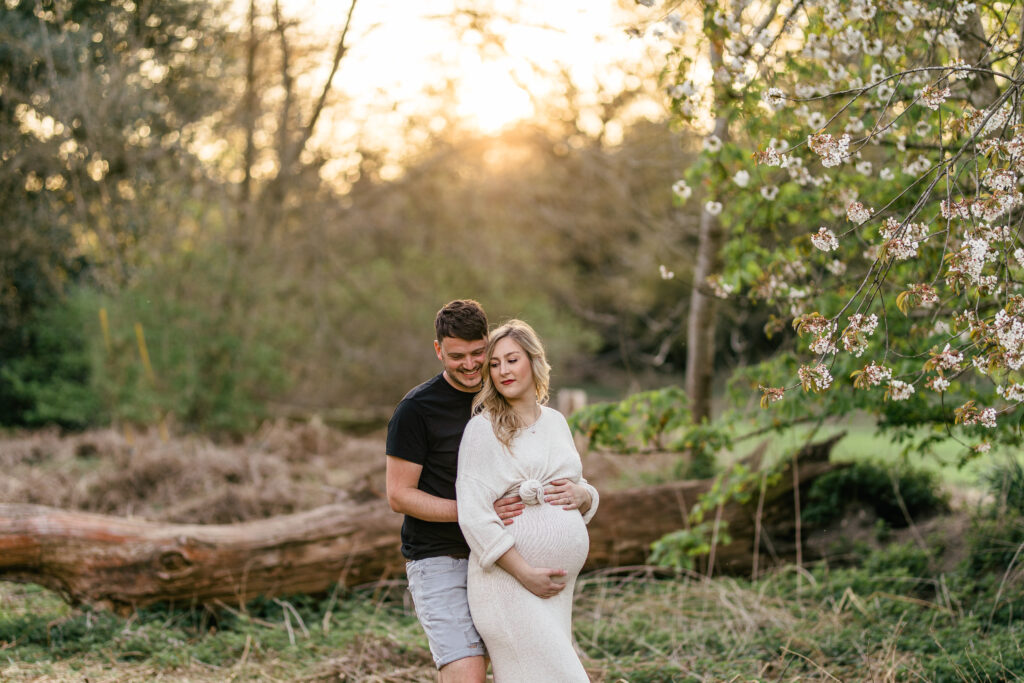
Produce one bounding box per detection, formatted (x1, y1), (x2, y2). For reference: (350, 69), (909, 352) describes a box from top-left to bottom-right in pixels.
(453, 58), (534, 133)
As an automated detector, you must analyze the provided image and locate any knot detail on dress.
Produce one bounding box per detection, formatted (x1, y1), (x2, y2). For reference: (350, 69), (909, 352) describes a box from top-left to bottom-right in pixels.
(518, 479), (546, 505)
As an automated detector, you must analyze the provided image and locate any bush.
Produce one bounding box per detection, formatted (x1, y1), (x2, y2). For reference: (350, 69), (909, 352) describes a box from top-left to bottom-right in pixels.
(983, 457), (1024, 517)
(965, 514), (1024, 576)
(802, 461), (948, 528)
(0, 299), (103, 429)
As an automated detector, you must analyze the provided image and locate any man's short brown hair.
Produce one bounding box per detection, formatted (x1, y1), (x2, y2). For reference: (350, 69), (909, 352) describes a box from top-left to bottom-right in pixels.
(435, 299), (488, 342)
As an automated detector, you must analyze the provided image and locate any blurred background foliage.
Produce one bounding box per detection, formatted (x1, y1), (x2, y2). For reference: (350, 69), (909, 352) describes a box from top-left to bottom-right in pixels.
(2, 0), (982, 447)
(2, 0), (786, 435)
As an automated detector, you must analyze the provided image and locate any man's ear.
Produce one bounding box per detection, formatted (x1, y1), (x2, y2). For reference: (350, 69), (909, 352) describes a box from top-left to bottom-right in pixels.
(434, 339), (442, 361)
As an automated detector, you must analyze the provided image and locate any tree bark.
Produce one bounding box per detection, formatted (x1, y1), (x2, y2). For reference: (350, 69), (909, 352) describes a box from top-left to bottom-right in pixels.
(684, 41), (730, 424)
(0, 437), (846, 611)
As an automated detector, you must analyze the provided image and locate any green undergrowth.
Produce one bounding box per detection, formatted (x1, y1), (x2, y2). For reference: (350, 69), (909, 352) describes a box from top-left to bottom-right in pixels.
(4, 537), (1024, 682)
(0, 584), (430, 681)
(3, 462), (1023, 681)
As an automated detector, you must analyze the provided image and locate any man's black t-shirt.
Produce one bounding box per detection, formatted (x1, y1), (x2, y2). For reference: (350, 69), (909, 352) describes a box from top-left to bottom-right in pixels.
(386, 373), (475, 560)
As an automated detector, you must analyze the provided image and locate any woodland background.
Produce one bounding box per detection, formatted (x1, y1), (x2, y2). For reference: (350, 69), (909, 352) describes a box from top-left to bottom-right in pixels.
(4, 0), (1024, 681)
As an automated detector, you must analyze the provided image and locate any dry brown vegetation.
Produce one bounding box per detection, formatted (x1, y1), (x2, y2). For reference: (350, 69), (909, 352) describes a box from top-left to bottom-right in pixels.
(0, 420), (388, 524)
(0, 421), (691, 526)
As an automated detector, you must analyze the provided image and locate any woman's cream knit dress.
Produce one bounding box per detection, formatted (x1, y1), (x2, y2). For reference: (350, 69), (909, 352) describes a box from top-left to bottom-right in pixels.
(456, 406), (599, 682)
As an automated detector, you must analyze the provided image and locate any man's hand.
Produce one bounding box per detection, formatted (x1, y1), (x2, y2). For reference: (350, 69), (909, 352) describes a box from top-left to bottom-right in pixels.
(493, 495), (524, 526)
(544, 479), (591, 513)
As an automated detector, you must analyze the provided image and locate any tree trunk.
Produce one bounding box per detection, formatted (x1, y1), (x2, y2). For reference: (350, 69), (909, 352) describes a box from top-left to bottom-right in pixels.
(0, 437), (846, 611)
(684, 42), (730, 424)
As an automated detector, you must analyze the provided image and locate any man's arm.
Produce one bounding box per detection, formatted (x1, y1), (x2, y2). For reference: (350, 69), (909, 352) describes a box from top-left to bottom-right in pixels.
(385, 455), (458, 522)
(386, 455), (525, 525)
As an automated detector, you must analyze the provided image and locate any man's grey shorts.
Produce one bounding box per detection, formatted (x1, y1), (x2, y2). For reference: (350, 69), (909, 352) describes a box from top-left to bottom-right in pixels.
(406, 556), (486, 669)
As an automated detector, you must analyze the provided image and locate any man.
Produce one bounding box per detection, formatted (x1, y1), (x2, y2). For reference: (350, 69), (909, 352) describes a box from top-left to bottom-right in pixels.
(385, 299), (523, 682)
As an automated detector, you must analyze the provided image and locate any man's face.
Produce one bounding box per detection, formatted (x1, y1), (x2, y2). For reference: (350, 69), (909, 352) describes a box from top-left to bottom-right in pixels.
(435, 336), (487, 392)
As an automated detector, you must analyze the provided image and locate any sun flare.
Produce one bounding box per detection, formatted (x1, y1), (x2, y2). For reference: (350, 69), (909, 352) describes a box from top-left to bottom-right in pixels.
(453, 59), (535, 134)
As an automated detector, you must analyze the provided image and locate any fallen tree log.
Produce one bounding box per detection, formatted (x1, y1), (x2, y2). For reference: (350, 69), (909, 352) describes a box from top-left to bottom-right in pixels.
(0, 435), (846, 610)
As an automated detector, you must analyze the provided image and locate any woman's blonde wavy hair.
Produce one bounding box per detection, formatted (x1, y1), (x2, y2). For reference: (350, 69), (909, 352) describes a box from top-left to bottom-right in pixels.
(472, 319), (551, 450)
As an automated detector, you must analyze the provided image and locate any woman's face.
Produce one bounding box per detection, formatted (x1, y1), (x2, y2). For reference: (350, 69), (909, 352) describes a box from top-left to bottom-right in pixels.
(489, 336), (535, 404)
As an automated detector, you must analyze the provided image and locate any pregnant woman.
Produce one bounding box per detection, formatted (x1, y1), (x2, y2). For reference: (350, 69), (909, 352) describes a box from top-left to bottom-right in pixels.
(456, 319), (598, 682)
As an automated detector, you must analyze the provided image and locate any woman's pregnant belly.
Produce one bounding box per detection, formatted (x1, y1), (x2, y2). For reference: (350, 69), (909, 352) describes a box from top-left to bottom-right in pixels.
(509, 502), (590, 575)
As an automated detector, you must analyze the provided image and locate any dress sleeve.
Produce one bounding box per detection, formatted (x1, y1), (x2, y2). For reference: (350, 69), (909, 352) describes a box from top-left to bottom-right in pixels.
(577, 475), (600, 524)
(456, 418), (515, 568)
(556, 410), (600, 524)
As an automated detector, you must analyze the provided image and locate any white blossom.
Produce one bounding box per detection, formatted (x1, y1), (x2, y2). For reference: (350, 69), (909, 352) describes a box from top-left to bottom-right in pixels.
(903, 155), (931, 175)
(799, 363), (834, 391)
(858, 362), (892, 387)
(811, 227), (839, 252)
(705, 200), (723, 216)
(763, 87), (786, 110)
(997, 383), (1024, 402)
(826, 259), (847, 275)
(703, 135), (723, 152)
(761, 184), (779, 200)
(808, 132), (850, 167)
(848, 0), (877, 21)
(954, 2), (977, 24)
(795, 83), (817, 99)
(920, 86), (951, 110)
(824, 7), (845, 30)
(843, 313), (878, 356)
(938, 29), (961, 51)
(659, 264), (674, 280)
(994, 309), (1024, 370)
(672, 179), (692, 201)
(707, 275), (733, 298)
(888, 380), (915, 400)
(847, 201), (873, 224)
(733, 170), (750, 187)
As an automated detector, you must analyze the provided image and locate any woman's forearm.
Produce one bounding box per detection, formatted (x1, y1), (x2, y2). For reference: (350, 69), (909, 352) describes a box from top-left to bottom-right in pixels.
(495, 547), (568, 599)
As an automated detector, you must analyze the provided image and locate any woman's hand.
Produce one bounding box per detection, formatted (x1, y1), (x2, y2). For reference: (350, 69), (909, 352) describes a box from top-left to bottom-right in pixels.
(495, 547), (568, 599)
(545, 479), (591, 514)
(516, 566), (569, 599)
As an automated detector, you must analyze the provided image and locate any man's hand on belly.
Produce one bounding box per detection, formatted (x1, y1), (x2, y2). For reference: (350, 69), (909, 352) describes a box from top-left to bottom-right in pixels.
(493, 495), (524, 526)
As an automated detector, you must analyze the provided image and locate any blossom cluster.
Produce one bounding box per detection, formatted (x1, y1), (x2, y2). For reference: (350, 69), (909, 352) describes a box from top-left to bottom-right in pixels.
(798, 363), (833, 393)
(879, 218), (928, 262)
(807, 133), (849, 167)
(643, 0), (1024, 436)
(810, 227), (839, 252)
(887, 380), (916, 401)
(842, 314), (878, 357)
(852, 362), (892, 389)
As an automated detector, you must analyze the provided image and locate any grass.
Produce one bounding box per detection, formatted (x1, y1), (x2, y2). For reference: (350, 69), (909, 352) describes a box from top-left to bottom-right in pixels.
(3, 424), (1021, 681)
(4, 537), (1024, 682)
(713, 412), (1020, 491)
(0, 582), (433, 682)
